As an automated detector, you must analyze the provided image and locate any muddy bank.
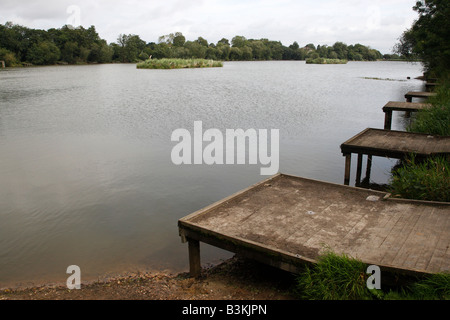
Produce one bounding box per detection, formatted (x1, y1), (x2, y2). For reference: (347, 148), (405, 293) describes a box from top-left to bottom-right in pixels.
(0, 256), (298, 300)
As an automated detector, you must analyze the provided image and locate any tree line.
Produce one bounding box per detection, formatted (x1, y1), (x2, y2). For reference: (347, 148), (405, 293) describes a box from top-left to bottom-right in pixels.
(1, 22), (389, 67)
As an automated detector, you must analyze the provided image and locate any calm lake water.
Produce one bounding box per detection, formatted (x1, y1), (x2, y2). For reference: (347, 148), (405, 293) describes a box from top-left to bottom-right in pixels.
(0, 61), (425, 288)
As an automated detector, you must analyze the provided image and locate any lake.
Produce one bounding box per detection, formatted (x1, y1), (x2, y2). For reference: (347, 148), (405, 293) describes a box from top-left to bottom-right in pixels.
(0, 61), (425, 288)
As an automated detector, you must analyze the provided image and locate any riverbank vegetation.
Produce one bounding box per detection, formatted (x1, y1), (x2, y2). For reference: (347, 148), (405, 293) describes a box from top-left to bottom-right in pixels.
(137, 58), (222, 69)
(389, 81), (450, 202)
(1, 22), (390, 67)
(389, 155), (449, 202)
(387, 0), (450, 203)
(295, 252), (449, 300)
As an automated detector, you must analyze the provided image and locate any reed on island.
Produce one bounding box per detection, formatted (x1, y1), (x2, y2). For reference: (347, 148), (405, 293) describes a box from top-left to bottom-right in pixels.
(137, 58), (223, 69)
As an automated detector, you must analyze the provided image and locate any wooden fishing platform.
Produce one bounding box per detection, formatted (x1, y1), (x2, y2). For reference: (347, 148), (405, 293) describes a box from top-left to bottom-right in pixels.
(382, 101), (431, 130)
(178, 174), (449, 278)
(340, 128), (450, 185)
(405, 91), (436, 102)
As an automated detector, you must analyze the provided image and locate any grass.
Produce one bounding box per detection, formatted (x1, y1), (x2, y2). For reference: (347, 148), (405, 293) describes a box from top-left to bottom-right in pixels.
(386, 78), (450, 202)
(295, 252), (372, 300)
(137, 58), (223, 69)
(305, 58), (348, 64)
(389, 155), (449, 202)
(407, 79), (450, 136)
(294, 251), (450, 300)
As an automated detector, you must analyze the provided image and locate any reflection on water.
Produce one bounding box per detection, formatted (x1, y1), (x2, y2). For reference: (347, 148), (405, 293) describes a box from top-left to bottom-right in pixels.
(0, 61), (424, 287)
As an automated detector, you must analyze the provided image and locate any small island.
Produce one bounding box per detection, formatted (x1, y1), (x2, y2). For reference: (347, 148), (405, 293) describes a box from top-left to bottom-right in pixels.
(306, 58), (348, 64)
(137, 58), (223, 69)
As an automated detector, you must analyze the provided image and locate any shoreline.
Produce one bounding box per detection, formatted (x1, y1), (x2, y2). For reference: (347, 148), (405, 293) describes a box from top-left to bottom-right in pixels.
(0, 256), (297, 300)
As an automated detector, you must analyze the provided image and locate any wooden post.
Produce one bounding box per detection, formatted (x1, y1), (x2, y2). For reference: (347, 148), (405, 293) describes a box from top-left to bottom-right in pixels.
(365, 155), (373, 181)
(344, 154), (351, 186)
(356, 154), (363, 185)
(384, 110), (392, 130)
(0, 61), (5, 68)
(188, 238), (201, 278)
(406, 96), (412, 103)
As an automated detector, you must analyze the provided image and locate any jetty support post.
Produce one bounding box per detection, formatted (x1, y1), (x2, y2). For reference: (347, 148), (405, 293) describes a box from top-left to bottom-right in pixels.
(1, 61), (5, 69)
(188, 238), (201, 278)
(356, 154), (363, 185)
(384, 110), (393, 130)
(344, 153), (351, 185)
(365, 155), (373, 181)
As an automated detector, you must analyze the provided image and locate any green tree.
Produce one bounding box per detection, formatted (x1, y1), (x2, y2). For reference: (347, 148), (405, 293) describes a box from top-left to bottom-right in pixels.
(229, 47), (243, 60)
(217, 38), (230, 46)
(231, 36), (247, 48)
(196, 37), (208, 47)
(173, 33), (186, 47)
(26, 41), (60, 65)
(117, 34), (146, 62)
(395, 0), (450, 76)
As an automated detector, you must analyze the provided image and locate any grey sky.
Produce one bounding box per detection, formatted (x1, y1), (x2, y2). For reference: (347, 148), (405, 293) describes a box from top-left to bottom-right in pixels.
(0, 0), (418, 53)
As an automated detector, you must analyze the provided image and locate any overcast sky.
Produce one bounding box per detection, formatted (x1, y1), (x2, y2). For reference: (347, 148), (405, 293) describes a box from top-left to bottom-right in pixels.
(0, 0), (418, 54)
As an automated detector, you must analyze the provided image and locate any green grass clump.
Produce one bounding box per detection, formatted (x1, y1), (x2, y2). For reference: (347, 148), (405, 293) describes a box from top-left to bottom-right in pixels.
(295, 252), (374, 300)
(407, 80), (450, 136)
(294, 251), (450, 300)
(305, 58), (348, 64)
(137, 58), (223, 69)
(389, 155), (449, 202)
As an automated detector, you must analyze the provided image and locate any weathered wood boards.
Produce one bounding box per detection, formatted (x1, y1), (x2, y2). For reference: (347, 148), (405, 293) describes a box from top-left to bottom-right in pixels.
(405, 91), (436, 102)
(382, 101), (431, 129)
(340, 128), (450, 185)
(178, 174), (449, 278)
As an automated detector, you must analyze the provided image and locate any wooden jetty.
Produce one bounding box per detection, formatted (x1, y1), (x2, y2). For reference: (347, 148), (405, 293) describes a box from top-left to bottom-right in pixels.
(405, 91), (436, 102)
(178, 174), (450, 278)
(382, 101), (431, 130)
(340, 128), (450, 185)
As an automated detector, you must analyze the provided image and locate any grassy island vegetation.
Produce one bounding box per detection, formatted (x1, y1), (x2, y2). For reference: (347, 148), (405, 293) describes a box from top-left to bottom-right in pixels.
(137, 58), (222, 69)
(305, 58), (347, 64)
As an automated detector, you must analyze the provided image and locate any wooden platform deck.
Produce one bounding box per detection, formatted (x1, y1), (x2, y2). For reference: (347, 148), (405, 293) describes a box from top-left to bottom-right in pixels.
(340, 128), (450, 185)
(178, 174), (449, 278)
(405, 91), (436, 102)
(382, 101), (431, 129)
